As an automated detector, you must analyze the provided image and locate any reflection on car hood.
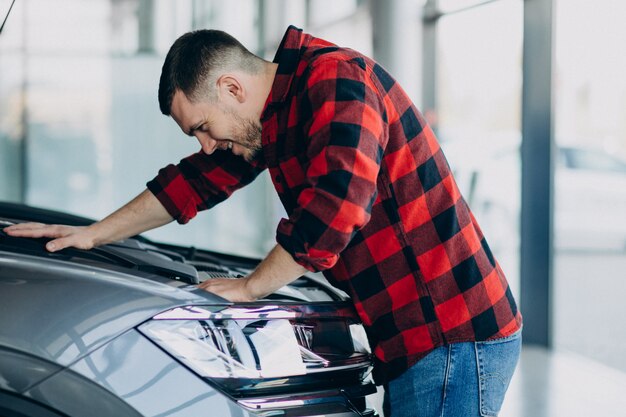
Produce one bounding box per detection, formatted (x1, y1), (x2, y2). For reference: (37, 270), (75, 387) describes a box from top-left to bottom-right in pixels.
(0, 252), (224, 366)
(0, 202), (347, 371)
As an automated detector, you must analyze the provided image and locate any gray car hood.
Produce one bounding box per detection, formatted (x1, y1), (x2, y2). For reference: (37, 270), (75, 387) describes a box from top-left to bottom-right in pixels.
(0, 252), (224, 367)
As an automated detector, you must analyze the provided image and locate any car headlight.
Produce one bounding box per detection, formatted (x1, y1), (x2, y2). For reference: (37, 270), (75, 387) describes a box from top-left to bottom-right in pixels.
(138, 304), (372, 395)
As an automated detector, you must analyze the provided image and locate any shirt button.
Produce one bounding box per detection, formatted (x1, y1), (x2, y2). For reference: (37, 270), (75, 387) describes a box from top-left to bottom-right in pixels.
(275, 174), (282, 182)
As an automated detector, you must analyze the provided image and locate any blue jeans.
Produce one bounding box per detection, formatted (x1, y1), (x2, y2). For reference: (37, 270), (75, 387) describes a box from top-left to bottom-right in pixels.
(383, 330), (521, 417)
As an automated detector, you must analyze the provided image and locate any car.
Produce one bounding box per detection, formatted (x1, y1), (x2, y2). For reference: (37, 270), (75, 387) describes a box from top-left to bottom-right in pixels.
(552, 145), (626, 251)
(441, 134), (626, 252)
(0, 201), (379, 417)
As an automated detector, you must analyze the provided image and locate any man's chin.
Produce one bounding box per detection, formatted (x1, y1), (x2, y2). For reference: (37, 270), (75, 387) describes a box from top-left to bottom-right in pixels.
(231, 139), (261, 162)
(243, 149), (261, 163)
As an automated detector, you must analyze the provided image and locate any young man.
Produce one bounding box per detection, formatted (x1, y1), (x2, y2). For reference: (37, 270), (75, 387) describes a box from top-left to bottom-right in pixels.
(5, 26), (522, 416)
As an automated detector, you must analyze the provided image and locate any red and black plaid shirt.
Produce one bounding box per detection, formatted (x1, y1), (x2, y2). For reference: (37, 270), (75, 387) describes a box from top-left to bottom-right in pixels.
(147, 26), (522, 384)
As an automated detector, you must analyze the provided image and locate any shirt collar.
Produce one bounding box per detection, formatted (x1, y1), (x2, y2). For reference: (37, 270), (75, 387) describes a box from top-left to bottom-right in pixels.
(261, 25), (311, 119)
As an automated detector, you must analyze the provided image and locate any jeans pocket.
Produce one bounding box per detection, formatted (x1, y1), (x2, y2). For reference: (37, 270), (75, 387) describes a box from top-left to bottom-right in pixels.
(475, 330), (522, 416)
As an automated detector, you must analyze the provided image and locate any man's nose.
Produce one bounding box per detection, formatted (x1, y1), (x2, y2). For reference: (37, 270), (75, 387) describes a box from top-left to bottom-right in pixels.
(197, 134), (217, 155)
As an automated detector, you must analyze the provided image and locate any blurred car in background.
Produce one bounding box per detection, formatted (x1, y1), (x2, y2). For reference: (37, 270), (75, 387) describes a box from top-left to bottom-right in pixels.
(0, 202), (378, 417)
(441, 134), (626, 252)
(553, 145), (626, 251)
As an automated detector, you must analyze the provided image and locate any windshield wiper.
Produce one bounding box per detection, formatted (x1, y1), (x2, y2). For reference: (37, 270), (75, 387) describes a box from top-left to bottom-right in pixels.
(0, 229), (199, 285)
(91, 245), (199, 284)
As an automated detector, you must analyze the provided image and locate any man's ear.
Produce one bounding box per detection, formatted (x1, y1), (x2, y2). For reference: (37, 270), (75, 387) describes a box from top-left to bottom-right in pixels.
(216, 75), (246, 104)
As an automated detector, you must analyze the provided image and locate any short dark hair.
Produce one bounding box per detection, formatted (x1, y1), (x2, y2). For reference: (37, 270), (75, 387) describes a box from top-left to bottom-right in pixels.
(158, 29), (263, 115)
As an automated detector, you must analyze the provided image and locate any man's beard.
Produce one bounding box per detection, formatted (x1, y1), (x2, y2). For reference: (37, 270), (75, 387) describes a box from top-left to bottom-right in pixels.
(227, 109), (262, 162)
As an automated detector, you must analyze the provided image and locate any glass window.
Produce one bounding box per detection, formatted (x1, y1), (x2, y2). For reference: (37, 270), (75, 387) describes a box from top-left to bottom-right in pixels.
(437, 0), (499, 14)
(435, 0), (523, 299)
(0, 0), (22, 48)
(560, 147), (626, 172)
(553, 0), (626, 373)
(26, 0), (110, 53)
(308, 0), (358, 27)
(0, 0), (270, 257)
(0, 0), (375, 259)
(0, 0), (24, 201)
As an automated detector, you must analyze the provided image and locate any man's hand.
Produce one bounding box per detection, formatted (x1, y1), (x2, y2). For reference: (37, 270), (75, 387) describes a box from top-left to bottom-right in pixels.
(3, 223), (95, 252)
(196, 244), (310, 302)
(1, 190), (172, 253)
(197, 277), (255, 302)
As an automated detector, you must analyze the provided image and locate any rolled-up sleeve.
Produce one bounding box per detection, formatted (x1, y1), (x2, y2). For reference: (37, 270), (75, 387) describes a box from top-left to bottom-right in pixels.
(276, 59), (387, 271)
(147, 150), (265, 224)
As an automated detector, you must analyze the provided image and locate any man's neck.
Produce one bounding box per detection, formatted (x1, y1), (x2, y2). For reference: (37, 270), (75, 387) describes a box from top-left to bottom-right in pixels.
(256, 62), (279, 117)
(264, 62), (279, 87)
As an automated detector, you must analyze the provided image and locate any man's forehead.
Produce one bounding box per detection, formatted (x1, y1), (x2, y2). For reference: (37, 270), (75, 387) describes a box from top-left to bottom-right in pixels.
(171, 91), (196, 124)
(171, 89), (190, 111)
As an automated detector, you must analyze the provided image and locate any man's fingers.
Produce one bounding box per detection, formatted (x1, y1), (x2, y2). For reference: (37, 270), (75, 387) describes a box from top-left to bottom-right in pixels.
(3, 222), (46, 233)
(197, 278), (235, 290)
(46, 239), (60, 252)
(47, 232), (95, 252)
(3, 223), (92, 252)
(196, 277), (255, 302)
(4, 225), (68, 239)
(7, 222), (46, 228)
(4, 227), (50, 238)
(46, 237), (70, 252)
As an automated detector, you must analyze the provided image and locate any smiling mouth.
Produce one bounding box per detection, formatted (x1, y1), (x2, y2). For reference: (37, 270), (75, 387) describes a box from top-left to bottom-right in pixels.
(227, 141), (233, 150)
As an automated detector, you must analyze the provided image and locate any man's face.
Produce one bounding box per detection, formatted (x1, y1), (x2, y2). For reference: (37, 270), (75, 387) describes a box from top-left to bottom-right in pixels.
(170, 89), (262, 162)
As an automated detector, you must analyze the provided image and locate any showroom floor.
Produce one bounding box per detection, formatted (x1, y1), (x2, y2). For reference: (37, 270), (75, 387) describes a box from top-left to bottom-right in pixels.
(501, 345), (626, 417)
(370, 345), (626, 417)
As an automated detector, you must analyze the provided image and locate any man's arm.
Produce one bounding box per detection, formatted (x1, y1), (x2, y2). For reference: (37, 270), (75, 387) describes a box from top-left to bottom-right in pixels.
(274, 59), (386, 273)
(197, 243), (309, 302)
(3, 189), (172, 252)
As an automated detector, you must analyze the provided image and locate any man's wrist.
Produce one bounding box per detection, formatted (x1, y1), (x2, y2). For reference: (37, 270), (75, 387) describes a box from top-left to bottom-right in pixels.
(85, 223), (106, 248)
(243, 275), (263, 301)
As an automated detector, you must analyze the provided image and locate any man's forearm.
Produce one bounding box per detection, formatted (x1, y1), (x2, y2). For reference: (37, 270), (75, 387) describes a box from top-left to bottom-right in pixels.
(245, 244), (310, 299)
(89, 189), (173, 246)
